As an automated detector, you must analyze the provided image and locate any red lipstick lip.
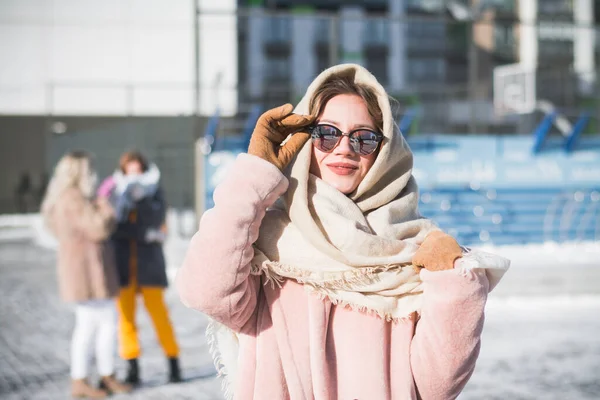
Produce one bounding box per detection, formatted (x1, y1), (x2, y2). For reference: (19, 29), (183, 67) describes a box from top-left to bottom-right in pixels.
(326, 163), (358, 169)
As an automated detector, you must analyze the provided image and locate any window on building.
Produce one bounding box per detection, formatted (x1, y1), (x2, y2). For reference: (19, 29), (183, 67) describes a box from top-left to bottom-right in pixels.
(538, 40), (573, 59)
(407, 57), (445, 82)
(367, 59), (388, 85)
(538, 0), (572, 16)
(264, 15), (291, 42)
(314, 16), (332, 44)
(262, 54), (291, 105)
(264, 56), (290, 82)
(484, 0), (515, 13)
(447, 21), (468, 53)
(494, 21), (516, 55)
(316, 51), (330, 73)
(406, 0), (445, 13)
(407, 20), (446, 52)
(364, 18), (389, 45)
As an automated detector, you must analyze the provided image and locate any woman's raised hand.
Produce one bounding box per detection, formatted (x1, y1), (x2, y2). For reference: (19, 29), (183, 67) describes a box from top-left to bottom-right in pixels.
(248, 104), (314, 171)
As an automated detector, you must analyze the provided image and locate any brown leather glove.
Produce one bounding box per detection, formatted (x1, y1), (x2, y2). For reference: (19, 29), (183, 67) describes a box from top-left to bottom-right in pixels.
(248, 104), (314, 171)
(412, 231), (463, 272)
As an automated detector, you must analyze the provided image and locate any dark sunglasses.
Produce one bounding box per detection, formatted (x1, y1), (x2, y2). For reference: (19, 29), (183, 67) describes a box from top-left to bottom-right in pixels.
(308, 124), (384, 156)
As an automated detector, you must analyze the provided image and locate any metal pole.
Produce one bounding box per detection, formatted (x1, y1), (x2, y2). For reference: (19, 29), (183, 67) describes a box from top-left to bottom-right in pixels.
(329, 14), (339, 67)
(193, 0), (205, 220)
(468, 19), (478, 134)
(193, 0), (200, 123)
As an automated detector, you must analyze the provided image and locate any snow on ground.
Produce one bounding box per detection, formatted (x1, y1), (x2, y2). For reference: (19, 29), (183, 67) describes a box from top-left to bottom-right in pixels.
(1, 212), (599, 399)
(460, 295), (600, 400)
(475, 241), (600, 268)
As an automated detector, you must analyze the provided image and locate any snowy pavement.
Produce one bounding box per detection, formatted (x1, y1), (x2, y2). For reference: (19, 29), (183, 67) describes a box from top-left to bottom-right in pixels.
(461, 296), (600, 400)
(0, 241), (223, 400)
(1, 223), (599, 399)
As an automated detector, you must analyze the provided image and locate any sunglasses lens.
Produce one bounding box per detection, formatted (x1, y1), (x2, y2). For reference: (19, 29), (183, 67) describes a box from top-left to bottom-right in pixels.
(313, 125), (340, 152)
(353, 130), (380, 155)
(312, 125), (381, 155)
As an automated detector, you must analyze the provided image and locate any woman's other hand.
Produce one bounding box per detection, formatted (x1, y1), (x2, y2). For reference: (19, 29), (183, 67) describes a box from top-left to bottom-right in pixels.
(412, 231), (463, 272)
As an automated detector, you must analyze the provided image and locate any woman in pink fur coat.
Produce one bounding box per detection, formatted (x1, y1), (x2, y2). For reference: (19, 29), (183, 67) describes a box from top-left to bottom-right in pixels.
(177, 64), (509, 400)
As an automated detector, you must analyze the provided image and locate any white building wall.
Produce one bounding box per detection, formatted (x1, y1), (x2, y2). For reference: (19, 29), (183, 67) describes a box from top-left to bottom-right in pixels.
(518, 0), (538, 69)
(0, 0), (237, 116)
(198, 0), (238, 116)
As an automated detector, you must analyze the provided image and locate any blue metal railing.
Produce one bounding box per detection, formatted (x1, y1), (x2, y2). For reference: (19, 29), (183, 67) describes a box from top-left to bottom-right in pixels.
(532, 109), (594, 154)
(398, 106), (421, 136)
(419, 187), (600, 245)
(565, 111), (592, 152)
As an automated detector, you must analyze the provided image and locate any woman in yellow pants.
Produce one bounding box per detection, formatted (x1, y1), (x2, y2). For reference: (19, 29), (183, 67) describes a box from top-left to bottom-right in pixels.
(99, 151), (181, 385)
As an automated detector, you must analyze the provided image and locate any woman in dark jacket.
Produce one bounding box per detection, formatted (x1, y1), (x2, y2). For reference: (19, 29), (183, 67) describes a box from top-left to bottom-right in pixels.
(97, 151), (181, 385)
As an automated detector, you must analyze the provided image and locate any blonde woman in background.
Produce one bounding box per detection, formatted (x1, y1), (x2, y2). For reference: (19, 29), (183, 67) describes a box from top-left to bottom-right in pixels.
(41, 150), (132, 398)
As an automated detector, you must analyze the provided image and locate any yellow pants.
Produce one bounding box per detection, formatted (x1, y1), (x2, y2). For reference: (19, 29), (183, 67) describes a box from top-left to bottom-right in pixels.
(117, 284), (180, 360)
(117, 211), (178, 360)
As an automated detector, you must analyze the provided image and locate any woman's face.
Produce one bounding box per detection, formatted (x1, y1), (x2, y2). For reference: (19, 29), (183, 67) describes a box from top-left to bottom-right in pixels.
(309, 94), (378, 194)
(124, 160), (143, 176)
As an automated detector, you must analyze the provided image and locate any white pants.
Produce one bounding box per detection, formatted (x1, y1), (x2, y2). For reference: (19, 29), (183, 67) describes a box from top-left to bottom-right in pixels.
(70, 299), (117, 379)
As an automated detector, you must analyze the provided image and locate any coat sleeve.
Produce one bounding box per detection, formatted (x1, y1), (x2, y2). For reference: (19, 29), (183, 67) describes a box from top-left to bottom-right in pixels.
(410, 267), (490, 400)
(176, 154), (288, 331)
(111, 188), (167, 242)
(143, 187), (167, 229)
(70, 194), (116, 242)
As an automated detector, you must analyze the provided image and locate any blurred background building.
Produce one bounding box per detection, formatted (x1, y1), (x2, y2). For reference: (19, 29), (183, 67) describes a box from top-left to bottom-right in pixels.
(0, 0), (599, 225)
(235, 0), (599, 132)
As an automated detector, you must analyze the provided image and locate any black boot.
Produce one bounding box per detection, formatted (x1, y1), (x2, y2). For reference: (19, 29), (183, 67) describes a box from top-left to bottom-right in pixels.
(124, 358), (140, 386)
(168, 357), (182, 383)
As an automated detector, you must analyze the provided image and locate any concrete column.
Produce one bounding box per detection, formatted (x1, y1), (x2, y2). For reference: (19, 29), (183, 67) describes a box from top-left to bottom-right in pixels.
(340, 6), (364, 65)
(387, 0), (406, 93)
(291, 8), (316, 100)
(573, 0), (596, 94)
(518, 0), (538, 68)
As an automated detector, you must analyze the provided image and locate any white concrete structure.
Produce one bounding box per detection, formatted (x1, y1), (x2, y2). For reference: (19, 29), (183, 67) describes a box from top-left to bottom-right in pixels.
(520, 0), (596, 94)
(0, 0), (238, 116)
(573, 0), (596, 94)
(518, 0), (538, 69)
